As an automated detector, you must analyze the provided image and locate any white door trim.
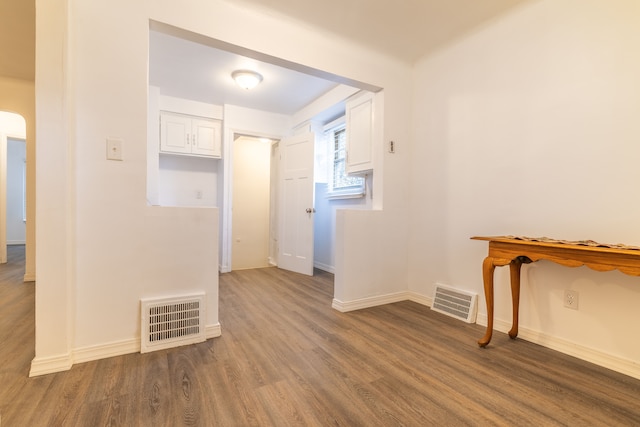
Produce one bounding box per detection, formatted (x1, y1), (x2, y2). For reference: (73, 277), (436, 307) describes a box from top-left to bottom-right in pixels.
(220, 127), (282, 273)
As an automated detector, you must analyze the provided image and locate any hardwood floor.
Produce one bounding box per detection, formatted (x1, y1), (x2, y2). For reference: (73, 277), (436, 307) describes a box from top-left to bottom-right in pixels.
(2, 245), (640, 425)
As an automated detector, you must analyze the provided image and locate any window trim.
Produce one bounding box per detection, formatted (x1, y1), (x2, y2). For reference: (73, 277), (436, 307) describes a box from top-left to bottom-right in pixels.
(324, 117), (365, 200)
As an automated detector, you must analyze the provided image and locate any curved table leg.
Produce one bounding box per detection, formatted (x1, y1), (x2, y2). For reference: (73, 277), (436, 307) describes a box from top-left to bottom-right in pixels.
(478, 256), (512, 347)
(478, 257), (495, 347)
(508, 258), (523, 339)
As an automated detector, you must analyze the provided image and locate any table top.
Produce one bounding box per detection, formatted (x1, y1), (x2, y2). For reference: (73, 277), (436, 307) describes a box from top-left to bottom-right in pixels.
(472, 236), (640, 276)
(472, 235), (640, 255)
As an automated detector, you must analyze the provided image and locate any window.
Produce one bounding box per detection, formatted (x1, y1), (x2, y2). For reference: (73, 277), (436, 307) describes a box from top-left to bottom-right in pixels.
(326, 120), (365, 198)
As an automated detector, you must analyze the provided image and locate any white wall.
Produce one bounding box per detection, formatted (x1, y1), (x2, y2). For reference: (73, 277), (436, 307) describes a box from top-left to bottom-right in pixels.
(409, 0), (640, 377)
(313, 183), (368, 273)
(34, 0), (72, 365)
(0, 112), (26, 138)
(158, 155), (219, 207)
(6, 138), (26, 244)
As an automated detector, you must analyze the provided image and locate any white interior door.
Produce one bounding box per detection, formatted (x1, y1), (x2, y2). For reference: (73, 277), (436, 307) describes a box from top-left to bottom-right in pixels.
(278, 132), (314, 276)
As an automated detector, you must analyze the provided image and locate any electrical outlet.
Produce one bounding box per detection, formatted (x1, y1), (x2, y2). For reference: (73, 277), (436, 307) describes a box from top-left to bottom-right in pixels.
(564, 289), (579, 310)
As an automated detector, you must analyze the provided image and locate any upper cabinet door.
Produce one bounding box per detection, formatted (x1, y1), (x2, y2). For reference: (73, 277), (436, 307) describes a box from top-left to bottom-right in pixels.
(160, 111), (222, 158)
(345, 91), (374, 174)
(192, 118), (222, 157)
(160, 112), (192, 154)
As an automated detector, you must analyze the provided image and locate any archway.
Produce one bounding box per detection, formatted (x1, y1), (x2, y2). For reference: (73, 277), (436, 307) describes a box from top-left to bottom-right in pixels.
(0, 111), (27, 264)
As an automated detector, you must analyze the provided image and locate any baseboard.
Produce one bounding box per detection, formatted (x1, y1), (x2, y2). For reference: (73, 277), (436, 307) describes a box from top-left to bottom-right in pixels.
(332, 291), (410, 312)
(30, 325), (224, 377)
(331, 290), (434, 313)
(206, 323), (222, 339)
(74, 323), (222, 364)
(476, 313), (640, 381)
(313, 261), (334, 274)
(7, 240), (26, 245)
(73, 338), (140, 365)
(29, 352), (73, 377)
(23, 272), (35, 282)
(407, 291), (433, 307)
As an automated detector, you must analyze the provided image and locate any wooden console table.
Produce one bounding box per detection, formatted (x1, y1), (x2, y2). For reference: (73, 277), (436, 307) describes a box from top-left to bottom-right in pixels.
(471, 236), (640, 347)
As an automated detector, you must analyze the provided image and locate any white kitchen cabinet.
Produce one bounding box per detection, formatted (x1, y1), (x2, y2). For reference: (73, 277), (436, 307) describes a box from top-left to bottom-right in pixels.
(160, 111), (222, 158)
(345, 91), (374, 174)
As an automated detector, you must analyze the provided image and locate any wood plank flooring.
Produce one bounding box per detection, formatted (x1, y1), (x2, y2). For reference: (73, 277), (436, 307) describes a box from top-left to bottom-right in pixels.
(1, 245), (640, 425)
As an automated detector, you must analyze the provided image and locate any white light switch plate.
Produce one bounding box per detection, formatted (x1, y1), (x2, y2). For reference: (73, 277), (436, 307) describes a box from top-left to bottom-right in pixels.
(106, 138), (123, 161)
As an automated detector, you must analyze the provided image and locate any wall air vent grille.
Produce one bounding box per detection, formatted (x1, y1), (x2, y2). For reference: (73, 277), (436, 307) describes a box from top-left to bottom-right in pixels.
(141, 294), (206, 353)
(431, 284), (477, 323)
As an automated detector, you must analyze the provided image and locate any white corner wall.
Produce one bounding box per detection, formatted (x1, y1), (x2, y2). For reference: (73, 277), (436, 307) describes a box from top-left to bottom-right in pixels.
(409, 0), (640, 378)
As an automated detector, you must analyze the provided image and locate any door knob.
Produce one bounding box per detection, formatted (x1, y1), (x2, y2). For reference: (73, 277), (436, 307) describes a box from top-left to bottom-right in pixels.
(305, 208), (315, 214)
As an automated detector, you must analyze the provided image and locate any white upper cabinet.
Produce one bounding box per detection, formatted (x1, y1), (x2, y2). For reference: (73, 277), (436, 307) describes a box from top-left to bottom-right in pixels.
(345, 91), (374, 174)
(160, 111), (222, 158)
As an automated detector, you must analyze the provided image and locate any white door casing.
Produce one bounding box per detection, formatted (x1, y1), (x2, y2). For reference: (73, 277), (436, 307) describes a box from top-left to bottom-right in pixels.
(278, 132), (314, 276)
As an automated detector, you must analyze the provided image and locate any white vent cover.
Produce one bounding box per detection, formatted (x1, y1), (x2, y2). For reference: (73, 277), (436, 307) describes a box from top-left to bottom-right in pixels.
(140, 294), (206, 353)
(431, 284), (478, 323)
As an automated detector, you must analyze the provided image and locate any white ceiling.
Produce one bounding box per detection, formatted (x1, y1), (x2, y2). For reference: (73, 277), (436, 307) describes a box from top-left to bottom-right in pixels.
(1, 0), (530, 116)
(149, 30), (343, 116)
(223, 0), (530, 64)
(149, 0), (530, 116)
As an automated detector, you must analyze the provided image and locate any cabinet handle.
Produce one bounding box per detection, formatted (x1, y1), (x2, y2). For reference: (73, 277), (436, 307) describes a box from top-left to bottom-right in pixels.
(192, 134), (196, 145)
(186, 133), (190, 144)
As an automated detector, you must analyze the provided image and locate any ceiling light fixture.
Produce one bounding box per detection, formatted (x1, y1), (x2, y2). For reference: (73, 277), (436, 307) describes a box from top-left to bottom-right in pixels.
(231, 70), (263, 90)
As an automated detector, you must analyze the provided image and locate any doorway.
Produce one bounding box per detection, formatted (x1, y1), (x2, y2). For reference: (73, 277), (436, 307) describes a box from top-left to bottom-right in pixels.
(0, 111), (27, 264)
(231, 135), (278, 270)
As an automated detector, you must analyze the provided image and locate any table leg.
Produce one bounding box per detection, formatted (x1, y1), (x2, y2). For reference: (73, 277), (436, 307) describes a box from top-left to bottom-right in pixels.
(478, 257), (496, 347)
(508, 259), (523, 339)
(478, 256), (511, 347)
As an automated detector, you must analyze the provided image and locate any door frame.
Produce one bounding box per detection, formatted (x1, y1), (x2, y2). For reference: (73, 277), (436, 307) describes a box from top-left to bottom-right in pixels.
(0, 132), (27, 264)
(220, 127), (282, 273)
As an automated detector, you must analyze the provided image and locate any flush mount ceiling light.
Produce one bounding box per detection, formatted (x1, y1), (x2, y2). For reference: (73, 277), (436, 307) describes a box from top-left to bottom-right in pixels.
(231, 70), (263, 90)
